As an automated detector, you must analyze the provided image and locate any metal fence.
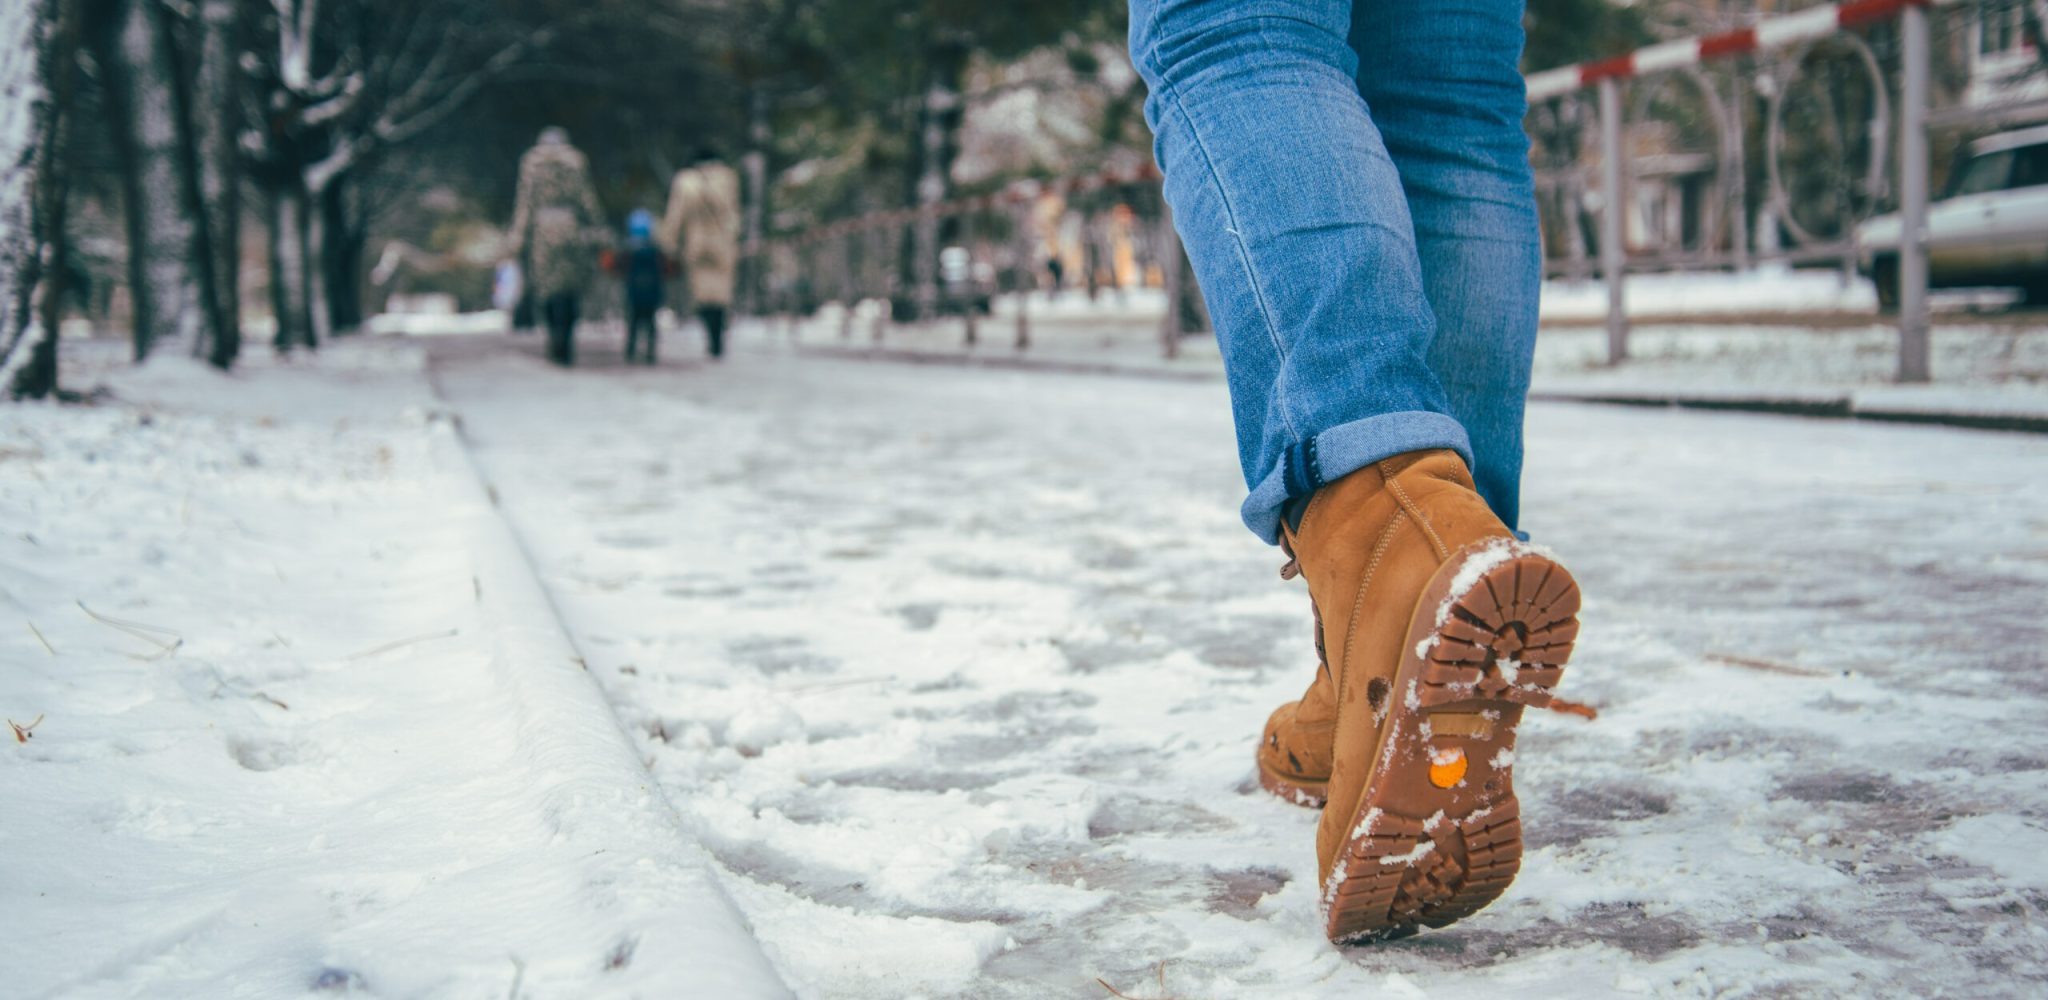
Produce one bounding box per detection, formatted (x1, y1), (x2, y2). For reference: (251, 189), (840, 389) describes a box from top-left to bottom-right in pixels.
(1526, 0), (2002, 382)
(761, 162), (1197, 355)
(770, 0), (2019, 384)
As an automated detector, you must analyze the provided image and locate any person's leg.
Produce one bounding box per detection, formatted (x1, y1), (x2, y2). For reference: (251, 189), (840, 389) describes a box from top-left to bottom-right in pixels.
(1350, 0), (1539, 531)
(626, 305), (644, 362)
(1130, 0), (1468, 544)
(544, 294), (567, 364)
(645, 308), (659, 364)
(701, 306), (726, 358)
(1135, 0), (1581, 945)
(561, 293), (578, 367)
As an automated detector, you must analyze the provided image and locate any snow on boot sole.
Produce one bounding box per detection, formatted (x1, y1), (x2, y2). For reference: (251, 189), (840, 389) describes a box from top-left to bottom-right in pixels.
(1320, 540), (1580, 945)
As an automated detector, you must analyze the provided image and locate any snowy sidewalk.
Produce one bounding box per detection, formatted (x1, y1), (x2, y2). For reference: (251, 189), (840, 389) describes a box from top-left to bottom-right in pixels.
(0, 341), (786, 998)
(434, 330), (2048, 998)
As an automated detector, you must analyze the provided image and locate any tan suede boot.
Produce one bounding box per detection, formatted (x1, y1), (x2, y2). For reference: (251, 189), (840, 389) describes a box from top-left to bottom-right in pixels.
(1273, 449), (1580, 944)
(1255, 574), (1336, 807)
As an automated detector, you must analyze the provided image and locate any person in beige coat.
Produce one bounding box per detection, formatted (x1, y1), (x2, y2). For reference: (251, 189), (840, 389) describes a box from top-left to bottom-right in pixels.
(658, 150), (742, 358)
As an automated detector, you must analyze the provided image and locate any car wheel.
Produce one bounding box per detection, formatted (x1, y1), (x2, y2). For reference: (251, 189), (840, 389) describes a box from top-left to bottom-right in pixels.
(2023, 278), (2048, 308)
(1872, 256), (1899, 313)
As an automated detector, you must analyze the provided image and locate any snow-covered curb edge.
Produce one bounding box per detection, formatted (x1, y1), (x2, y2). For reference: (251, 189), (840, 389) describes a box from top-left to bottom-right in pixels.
(1528, 386), (2048, 433)
(424, 416), (793, 997)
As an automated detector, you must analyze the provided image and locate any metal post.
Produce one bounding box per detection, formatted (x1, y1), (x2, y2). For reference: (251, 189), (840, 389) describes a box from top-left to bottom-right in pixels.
(1897, 2), (1931, 383)
(839, 232), (856, 339)
(1726, 72), (1750, 272)
(1598, 76), (1629, 364)
(1157, 202), (1183, 360)
(1013, 203), (1033, 350)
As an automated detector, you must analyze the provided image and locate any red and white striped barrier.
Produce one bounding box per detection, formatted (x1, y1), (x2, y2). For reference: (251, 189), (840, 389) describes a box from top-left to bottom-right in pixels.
(1525, 0), (1949, 102)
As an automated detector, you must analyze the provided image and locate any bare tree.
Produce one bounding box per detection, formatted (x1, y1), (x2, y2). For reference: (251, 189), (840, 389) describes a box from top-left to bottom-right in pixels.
(246, 0), (556, 350)
(90, 0), (223, 361)
(191, 0), (241, 367)
(1, 0), (81, 399)
(0, 0), (53, 395)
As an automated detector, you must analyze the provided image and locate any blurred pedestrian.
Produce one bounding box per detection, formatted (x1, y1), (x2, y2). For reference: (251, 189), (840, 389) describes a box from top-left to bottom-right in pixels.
(509, 126), (604, 366)
(1034, 191), (1068, 297)
(659, 148), (741, 360)
(1132, 0), (1583, 944)
(612, 208), (674, 365)
(492, 260), (523, 333)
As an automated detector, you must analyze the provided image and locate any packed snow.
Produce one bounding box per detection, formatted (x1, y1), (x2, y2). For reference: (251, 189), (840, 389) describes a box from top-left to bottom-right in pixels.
(5, 321), (2045, 997)
(424, 323), (2048, 998)
(0, 341), (786, 998)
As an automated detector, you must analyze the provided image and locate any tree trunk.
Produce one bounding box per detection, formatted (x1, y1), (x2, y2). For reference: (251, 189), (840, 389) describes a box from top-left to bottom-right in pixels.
(92, 0), (215, 360)
(268, 181), (315, 351)
(0, 0), (60, 397)
(192, 0), (240, 368)
(306, 193), (331, 344)
(740, 85), (769, 316)
(319, 181), (365, 333)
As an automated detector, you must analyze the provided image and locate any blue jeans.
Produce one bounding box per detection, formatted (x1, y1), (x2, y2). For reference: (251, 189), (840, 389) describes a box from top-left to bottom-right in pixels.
(1131, 0), (1540, 543)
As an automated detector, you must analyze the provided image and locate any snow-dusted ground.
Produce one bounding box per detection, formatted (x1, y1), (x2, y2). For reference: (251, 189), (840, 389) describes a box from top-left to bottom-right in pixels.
(0, 340), (785, 998)
(1537, 269), (1884, 320)
(433, 326), (2048, 998)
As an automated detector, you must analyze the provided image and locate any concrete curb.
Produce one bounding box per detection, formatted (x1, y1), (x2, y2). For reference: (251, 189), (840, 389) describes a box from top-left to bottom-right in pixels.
(792, 341), (1222, 382)
(1527, 388), (2048, 433)
(796, 341), (2047, 435)
(423, 415), (792, 998)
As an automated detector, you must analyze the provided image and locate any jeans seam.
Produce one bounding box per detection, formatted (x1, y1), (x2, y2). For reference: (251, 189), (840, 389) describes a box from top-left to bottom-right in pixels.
(1160, 83), (1300, 441)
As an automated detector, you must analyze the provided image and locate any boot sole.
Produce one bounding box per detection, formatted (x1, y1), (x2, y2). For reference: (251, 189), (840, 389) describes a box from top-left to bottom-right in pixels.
(1321, 539), (1580, 945)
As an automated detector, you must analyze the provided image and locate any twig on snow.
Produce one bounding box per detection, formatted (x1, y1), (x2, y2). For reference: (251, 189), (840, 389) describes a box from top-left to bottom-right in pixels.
(506, 955), (526, 1000)
(26, 621), (54, 655)
(1540, 696), (1599, 720)
(10, 714), (45, 743)
(207, 667), (290, 711)
(76, 601), (182, 659)
(345, 628), (459, 660)
(779, 675), (893, 695)
(1704, 652), (1833, 679)
(1097, 962), (1181, 1000)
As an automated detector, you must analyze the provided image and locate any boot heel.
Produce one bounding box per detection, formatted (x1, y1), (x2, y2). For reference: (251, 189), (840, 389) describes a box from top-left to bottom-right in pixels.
(1323, 542), (1580, 944)
(1416, 549), (1580, 713)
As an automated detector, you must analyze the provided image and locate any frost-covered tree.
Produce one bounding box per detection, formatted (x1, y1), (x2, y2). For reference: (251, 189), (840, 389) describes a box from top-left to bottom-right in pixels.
(0, 0), (80, 399)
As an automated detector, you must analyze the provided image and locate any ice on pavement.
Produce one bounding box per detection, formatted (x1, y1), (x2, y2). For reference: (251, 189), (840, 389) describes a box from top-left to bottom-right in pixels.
(429, 327), (2048, 998)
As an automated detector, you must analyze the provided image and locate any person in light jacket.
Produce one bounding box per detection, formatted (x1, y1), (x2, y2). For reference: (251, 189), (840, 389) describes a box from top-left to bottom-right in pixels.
(659, 149), (742, 359)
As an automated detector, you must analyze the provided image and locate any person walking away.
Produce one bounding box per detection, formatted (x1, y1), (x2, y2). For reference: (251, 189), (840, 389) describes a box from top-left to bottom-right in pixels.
(659, 149), (741, 359)
(492, 259), (523, 333)
(1130, 0), (1584, 945)
(1034, 191), (1069, 296)
(616, 209), (673, 364)
(509, 127), (604, 366)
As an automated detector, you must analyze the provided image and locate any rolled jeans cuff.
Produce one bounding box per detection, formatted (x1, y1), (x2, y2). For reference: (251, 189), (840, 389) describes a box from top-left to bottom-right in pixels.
(1240, 410), (1473, 544)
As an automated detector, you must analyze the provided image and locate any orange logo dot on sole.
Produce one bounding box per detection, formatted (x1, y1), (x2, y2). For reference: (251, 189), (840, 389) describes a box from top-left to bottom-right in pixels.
(1429, 747), (1467, 788)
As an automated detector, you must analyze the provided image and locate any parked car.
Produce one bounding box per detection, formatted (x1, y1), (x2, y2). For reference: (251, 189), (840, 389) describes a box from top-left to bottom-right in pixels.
(1858, 124), (2048, 309)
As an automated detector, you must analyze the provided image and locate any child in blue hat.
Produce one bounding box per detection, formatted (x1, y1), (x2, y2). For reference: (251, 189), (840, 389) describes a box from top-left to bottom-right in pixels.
(618, 208), (673, 364)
